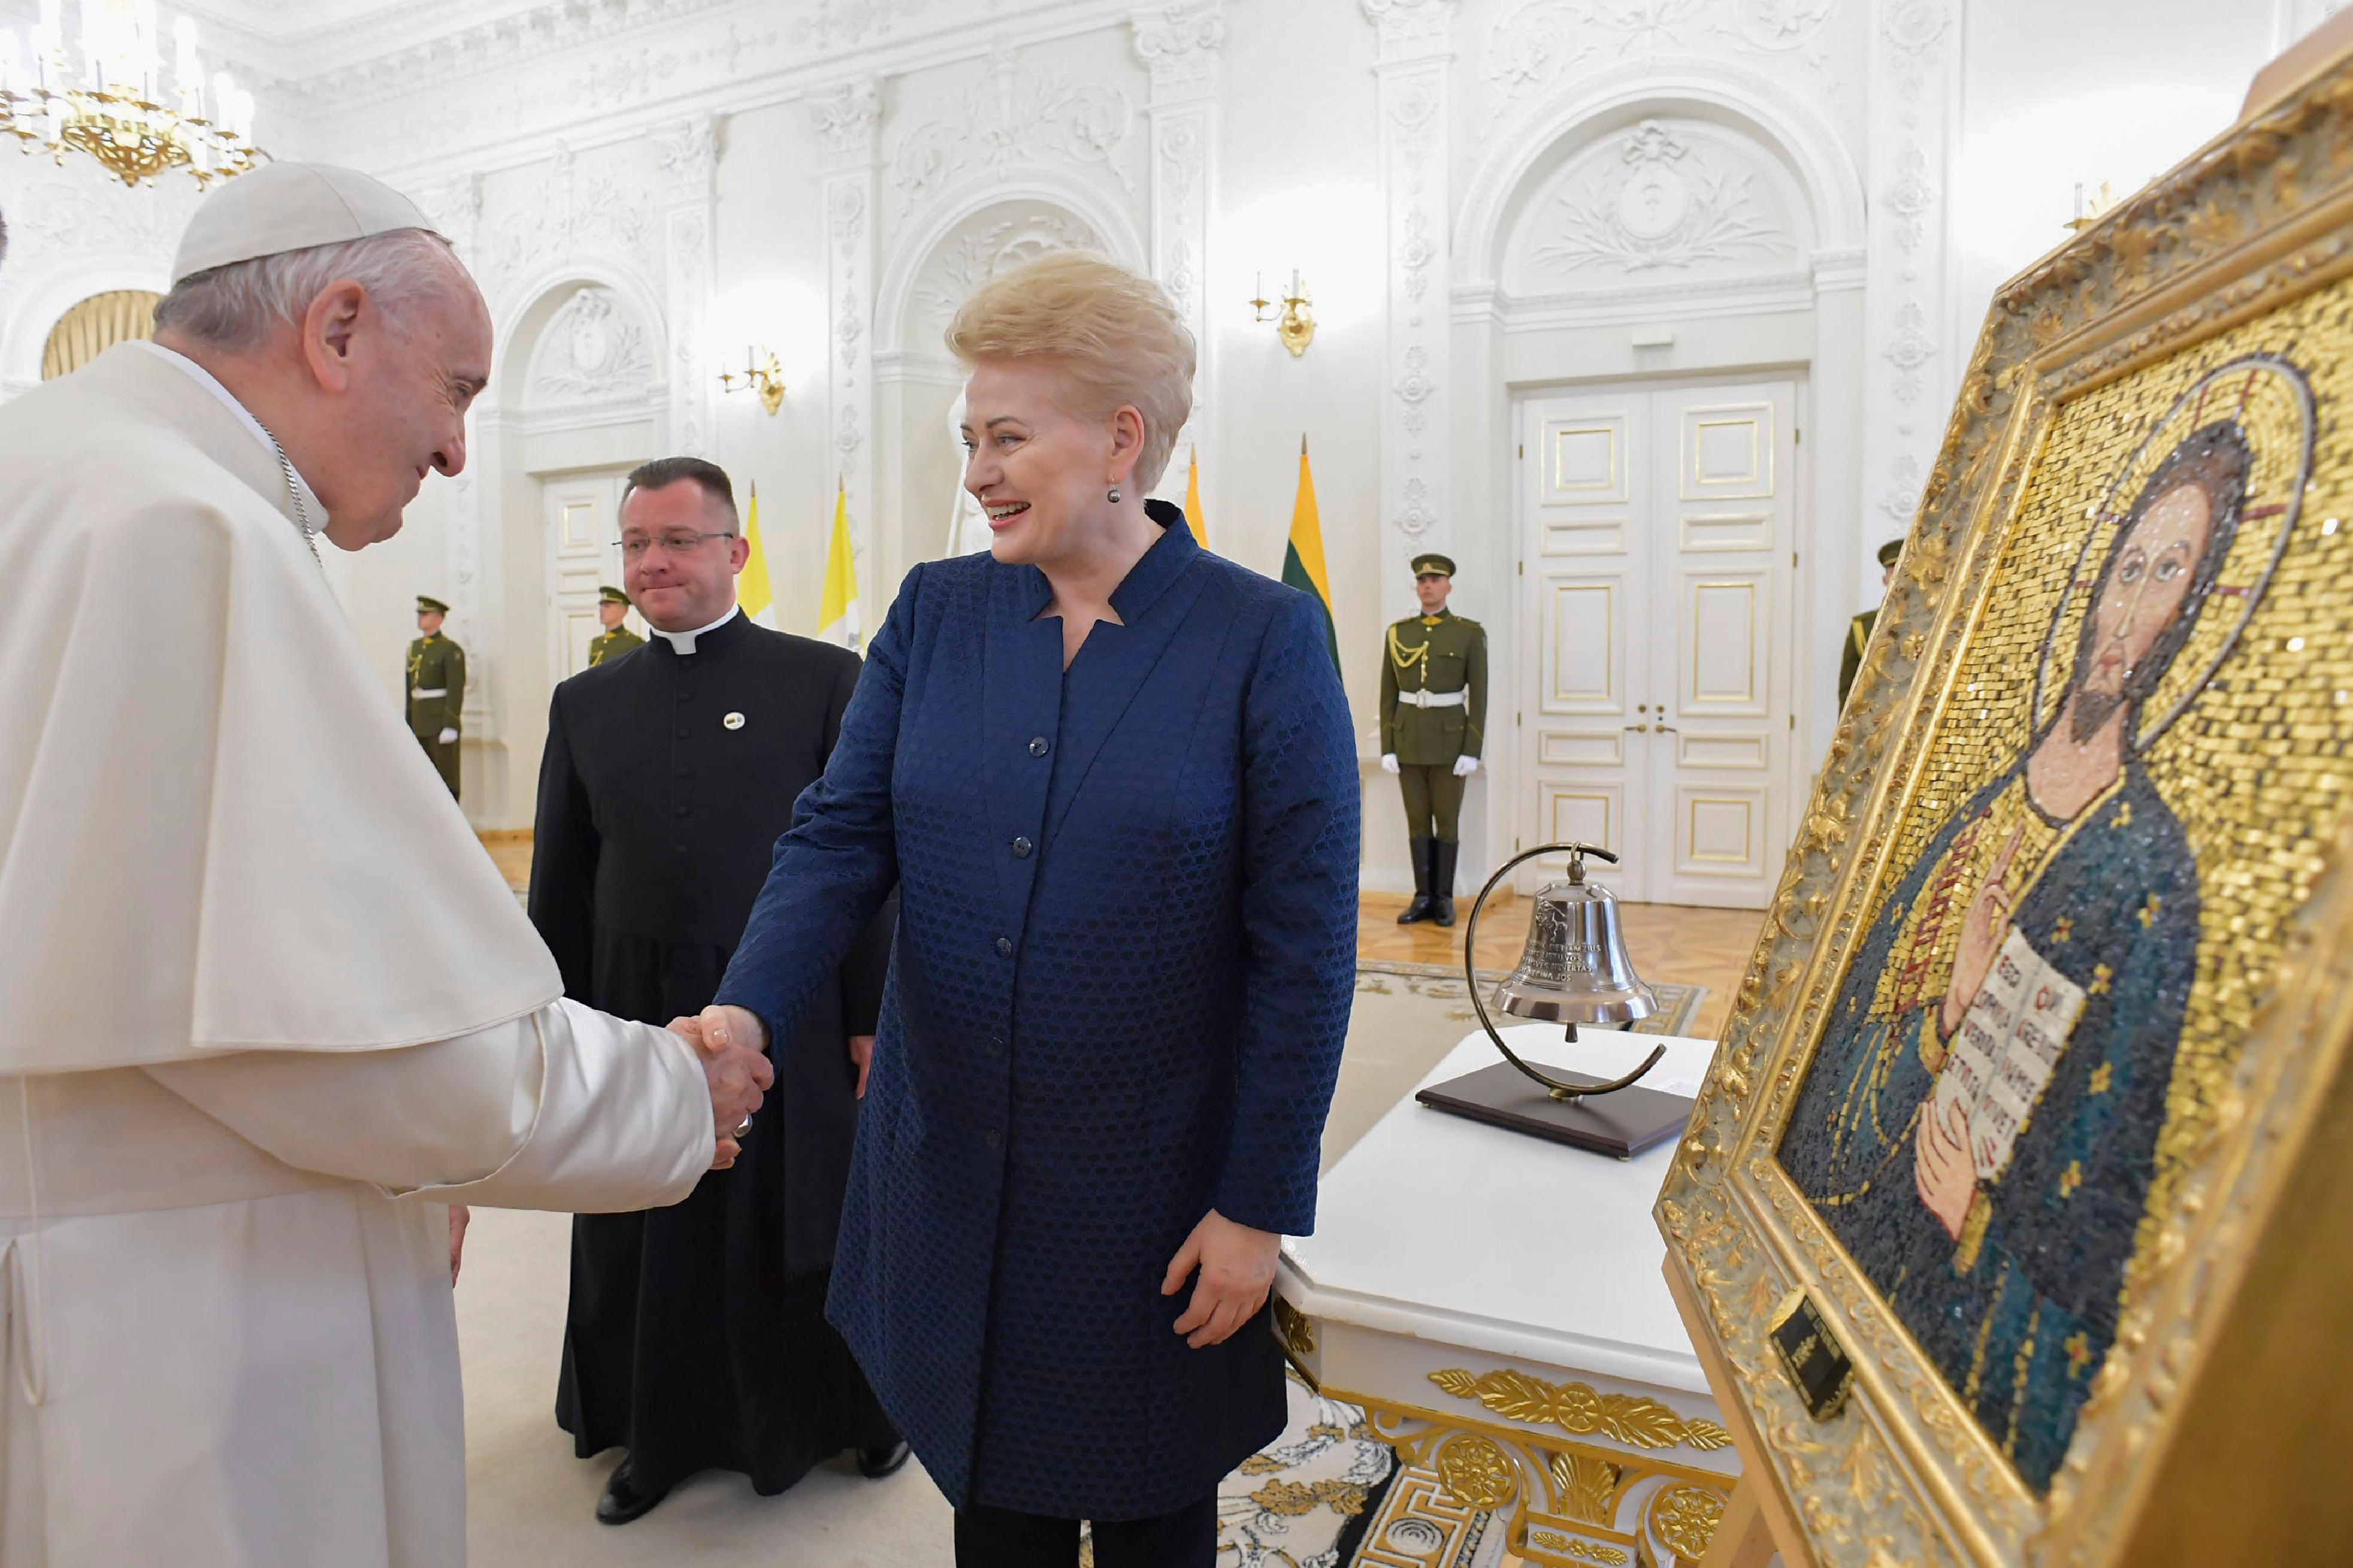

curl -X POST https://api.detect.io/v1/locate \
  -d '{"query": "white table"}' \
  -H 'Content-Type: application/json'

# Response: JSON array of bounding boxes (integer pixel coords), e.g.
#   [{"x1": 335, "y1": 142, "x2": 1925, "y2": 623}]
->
[{"x1": 1278, "y1": 1027, "x2": 1740, "y2": 1568}]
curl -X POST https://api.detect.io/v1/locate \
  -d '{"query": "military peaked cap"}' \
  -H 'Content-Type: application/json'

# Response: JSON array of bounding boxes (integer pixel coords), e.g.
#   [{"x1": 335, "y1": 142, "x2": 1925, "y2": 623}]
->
[
  {"x1": 1877, "y1": 538, "x2": 1903, "y2": 568},
  {"x1": 1410, "y1": 553, "x2": 1456, "y2": 579},
  {"x1": 416, "y1": 595, "x2": 450, "y2": 615},
  {"x1": 598, "y1": 585, "x2": 629, "y2": 605}
]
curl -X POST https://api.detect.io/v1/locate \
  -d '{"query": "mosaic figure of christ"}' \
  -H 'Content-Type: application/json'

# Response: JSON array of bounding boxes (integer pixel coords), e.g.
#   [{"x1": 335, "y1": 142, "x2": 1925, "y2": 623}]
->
[{"x1": 1775, "y1": 412, "x2": 2270, "y2": 1493}]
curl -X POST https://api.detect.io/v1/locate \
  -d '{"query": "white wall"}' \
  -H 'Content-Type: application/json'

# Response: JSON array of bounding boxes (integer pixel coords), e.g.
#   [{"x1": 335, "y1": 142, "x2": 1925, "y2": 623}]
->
[{"x1": 0, "y1": 0, "x2": 2328, "y2": 863}]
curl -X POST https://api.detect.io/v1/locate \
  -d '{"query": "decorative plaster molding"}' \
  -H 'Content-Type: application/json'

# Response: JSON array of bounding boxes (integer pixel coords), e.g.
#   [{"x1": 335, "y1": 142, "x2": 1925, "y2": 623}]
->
[
  {"x1": 887, "y1": 39, "x2": 1136, "y2": 217},
  {"x1": 812, "y1": 77, "x2": 884, "y2": 166},
  {"x1": 1130, "y1": 1, "x2": 1225, "y2": 100},
  {"x1": 1529, "y1": 118, "x2": 1787, "y2": 275},
  {"x1": 1366, "y1": 0, "x2": 1457, "y2": 610},
  {"x1": 653, "y1": 113, "x2": 719, "y2": 193},
  {"x1": 1363, "y1": 0, "x2": 1458, "y2": 63},
  {"x1": 1132, "y1": 1, "x2": 1219, "y2": 499},
  {"x1": 527, "y1": 286, "x2": 655, "y2": 406},
  {"x1": 874, "y1": 172, "x2": 1149, "y2": 356},
  {"x1": 475, "y1": 146, "x2": 659, "y2": 306},
  {"x1": 1452, "y1": 57, "x2": 1865, "y2": 284},
  {"x1": 1862, "y1": 0, "x2": 1958, "y2": 537},
  {"x1": 909, "y1": 210, "x2": 1106, "y2": 325},
  {"x1": 1456, "y1": 269, "x2": 1818, "y2": 330},
  {"x1": 1479, "y1": 0, "x2": 1844, "y2": 128},
  {"x1": 656, "y1": 112, "x2": 721, "y2": 460}
]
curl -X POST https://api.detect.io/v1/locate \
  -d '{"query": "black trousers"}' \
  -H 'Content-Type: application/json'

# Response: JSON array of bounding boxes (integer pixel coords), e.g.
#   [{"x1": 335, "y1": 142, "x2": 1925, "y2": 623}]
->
[{"x1": 953, "y1": 1496, "x2": 1217, "y2": 1568}]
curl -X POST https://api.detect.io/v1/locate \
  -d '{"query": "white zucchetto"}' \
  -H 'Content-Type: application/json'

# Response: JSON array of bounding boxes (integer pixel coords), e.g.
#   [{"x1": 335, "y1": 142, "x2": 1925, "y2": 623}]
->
[{"x1": 171, "y1": 162, "x2": 440, "y2": 285}]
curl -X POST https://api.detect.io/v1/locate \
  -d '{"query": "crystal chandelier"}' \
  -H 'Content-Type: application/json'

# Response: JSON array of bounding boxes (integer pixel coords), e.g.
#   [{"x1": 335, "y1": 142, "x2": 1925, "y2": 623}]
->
[{"x1": 0, "y1": 1, "x2": 262, "y2": 190}]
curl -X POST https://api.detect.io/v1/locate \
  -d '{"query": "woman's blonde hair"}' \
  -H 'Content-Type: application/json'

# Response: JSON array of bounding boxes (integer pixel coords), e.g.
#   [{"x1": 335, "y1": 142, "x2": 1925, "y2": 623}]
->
[{"x1": 946, "y1": 251, "x2": 1196, "y2": 491}]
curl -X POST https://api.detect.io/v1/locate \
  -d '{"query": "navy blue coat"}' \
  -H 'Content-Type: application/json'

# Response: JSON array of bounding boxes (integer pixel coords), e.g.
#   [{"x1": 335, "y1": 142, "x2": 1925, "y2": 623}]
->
[{"x1": 715, "y1": 504, "x2": 1360, "y2": 1518}]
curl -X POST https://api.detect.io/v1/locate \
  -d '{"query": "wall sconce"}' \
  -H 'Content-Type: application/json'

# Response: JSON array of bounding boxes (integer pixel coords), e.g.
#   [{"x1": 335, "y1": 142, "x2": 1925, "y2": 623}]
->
[
  {"x1": 718, "y1": 347, "x2": 787, "y2": 416},
  {"x1": 1249, "y1": 270, "x2": 1316, "y2": 358},
  {"x1": 2063, "y1": 180, "x2": 2120, "y2": 233}
]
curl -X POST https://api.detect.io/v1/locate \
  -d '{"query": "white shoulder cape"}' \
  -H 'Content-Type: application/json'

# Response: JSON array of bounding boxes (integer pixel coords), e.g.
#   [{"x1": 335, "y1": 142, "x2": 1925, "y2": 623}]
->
[{"x1": 0, "y1": 343, "x2": 559, "y2": 1071}]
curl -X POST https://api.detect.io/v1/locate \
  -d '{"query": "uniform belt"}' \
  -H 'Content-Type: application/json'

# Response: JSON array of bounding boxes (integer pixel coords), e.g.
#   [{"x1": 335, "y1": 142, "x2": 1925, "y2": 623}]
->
[
  {"x1": 411, "y1": 687, "x2": 448, "y2": 698},
  {"x1": 1398, "y1": 689, "x2": 1467, "y2": 708}
]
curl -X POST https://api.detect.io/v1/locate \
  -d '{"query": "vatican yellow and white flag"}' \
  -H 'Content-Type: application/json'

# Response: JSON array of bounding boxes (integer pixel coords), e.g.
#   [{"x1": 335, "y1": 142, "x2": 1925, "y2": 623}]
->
[
  {"x1": 1184, "y1": 443, "x2": 1208, "y2": 553},
  {"x1": 739, "y1": 480, "x2": 779, "y2": 629},
  {"x1": 819, "y1": 479, "x2": 862, "y2": 650}
]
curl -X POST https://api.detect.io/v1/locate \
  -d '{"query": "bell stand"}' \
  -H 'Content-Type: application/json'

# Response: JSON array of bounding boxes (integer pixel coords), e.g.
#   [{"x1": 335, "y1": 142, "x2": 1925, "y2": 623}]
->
[{"x1": 1460, "y1": 841, "x2": 1668, "y2": 1100}]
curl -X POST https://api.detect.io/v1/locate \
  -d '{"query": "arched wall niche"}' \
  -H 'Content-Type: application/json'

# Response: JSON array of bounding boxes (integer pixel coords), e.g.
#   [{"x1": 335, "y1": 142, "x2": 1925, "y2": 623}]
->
[
  {"x1": 42, "y1": 288, "x2": 161, "y2": 380},
  {"x1": 492, "y1": 265, "x2": 668, "y2": 422},
  {"x1": 1496, "y1": 114, "x2": 1815, "y2": 300},
  {"x1": 1, "y1": 259, "x2": 166, "y2": 393},
  {"x1": 875, "y1": 171, "x2": 1148, "y2": 360},
  {"x1": 1455, "y1": 57, "x2": 1865, "y2": 287},
  {"x1": 875, "y1": 182, "x2": 1147, "y2": 576}
]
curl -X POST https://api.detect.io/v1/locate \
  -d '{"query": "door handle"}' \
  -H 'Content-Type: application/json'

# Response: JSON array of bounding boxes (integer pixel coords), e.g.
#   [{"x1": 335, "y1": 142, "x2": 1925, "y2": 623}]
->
[
  {"x1": 1622, "y1": 723, "x2": 1650, "y2": 732},
  {"x1": 1653, "y1": 724, "x2": 1680, "y2": 733}
]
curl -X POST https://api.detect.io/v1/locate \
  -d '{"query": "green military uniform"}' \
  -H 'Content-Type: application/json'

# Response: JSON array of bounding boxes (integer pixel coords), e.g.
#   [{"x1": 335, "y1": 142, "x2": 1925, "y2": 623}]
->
[
  {"x1": 1838, "y1": 540, "x2": 1905, "y2": 710},
  {"x1": 1380, "y1": 552, "x2": 1485, "y2": 927},
  {"x1": 588, "y1": 585, "x2": 644, "y2": 668},
  {"x1": 406, "y1": 595, "x2": 466, "y2": 800}
]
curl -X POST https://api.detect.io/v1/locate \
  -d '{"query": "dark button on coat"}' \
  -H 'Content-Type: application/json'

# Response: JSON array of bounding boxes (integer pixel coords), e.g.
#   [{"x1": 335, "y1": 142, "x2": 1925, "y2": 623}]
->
[{"x1": 716, "y1": 506, "x2": 1360, "y2": 1519}]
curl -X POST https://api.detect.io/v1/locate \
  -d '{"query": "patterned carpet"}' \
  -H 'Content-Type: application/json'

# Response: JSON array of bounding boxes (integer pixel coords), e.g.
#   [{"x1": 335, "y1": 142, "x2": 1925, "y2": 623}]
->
[{"x1": 1077, "y1": 1374, "x2": 1512, "y2": 1568}]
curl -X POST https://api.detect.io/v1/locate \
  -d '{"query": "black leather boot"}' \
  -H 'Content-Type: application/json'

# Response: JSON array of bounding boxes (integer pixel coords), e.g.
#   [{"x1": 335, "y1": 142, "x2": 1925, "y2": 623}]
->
[
  {"x1": 1396, "y1": 836, "x2": 1434, "y2": 923},
  {"x1": 1431, "y1": 840, "x2": 1460, "y2": 927}
]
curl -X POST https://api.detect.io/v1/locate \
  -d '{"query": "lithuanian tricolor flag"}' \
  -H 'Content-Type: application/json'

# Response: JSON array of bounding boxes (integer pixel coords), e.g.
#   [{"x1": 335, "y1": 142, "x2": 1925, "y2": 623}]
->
[{"x1": 1282, "y1": 436, "x2": 1340, "y2": 670}]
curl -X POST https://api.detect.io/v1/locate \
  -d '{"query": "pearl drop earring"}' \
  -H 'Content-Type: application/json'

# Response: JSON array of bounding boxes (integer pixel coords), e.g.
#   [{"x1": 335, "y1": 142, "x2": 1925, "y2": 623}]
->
[{"x1": 1107, "y1": 485, "x2": 1123, "y2": 504}]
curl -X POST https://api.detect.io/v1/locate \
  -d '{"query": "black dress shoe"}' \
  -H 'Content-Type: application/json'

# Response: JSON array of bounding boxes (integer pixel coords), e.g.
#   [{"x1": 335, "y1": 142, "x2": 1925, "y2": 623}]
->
[
  {"x1": 596, "y1": 1458, "x2": 673, "y2": 1526},
  {"x1": 856, "y1": 1438, "x2": 911, "y2": 1478}
]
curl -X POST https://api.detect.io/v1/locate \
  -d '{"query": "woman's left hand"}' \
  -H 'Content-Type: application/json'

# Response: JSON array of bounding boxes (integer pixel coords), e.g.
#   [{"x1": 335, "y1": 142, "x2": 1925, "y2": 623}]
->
[{"x1": 1163, "y1": 1209, "x2": 1281, "y2": 1348}]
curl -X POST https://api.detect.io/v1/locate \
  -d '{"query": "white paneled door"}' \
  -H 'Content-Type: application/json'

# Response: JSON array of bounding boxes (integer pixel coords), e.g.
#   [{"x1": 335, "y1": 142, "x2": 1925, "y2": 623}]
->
[
  {"x1": 1518, "y1": 379, "x2": 1798, "y2": 908},
  {"x1": 543, "y1": 471, "x2": 630, "y2": 681}
]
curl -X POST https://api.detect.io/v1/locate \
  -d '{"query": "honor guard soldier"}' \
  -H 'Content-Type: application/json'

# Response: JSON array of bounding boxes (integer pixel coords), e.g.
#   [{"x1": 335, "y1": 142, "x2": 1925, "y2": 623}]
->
[
  {"x1": 587, "y1": 584, "x2": 644, "y2": 667},
  {"x1": 1380, "y1": 552, "x2": 1485, "y2": 927},
  {"x1": 1838, "y1": 538, "x2": 1904, "y2": 709},
  {"x1": 407, "y1": 594, "x2": 466, "y2": 799}
]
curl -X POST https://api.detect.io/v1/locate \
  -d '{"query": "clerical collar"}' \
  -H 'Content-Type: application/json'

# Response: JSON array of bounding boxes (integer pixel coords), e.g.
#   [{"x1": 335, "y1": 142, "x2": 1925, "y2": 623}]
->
[
  {"x1": 130, "y1": 340, "x2": 326, "y2": 533},
  {"x1": 647, "y1": 605, "x2": 741, "y2": 655}
]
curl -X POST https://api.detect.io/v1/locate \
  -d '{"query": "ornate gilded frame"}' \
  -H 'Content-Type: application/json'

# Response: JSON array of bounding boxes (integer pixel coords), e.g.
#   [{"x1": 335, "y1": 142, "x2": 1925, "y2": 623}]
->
[{"x1": 1656, "y1": 53, "x2": 2353, "y2": 1568}]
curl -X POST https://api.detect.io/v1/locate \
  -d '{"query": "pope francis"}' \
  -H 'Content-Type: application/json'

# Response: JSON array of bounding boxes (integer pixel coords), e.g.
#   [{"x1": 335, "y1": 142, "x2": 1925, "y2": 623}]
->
[{"x1": 0, "y1": 165, "x2": 774, "y2": 1565}]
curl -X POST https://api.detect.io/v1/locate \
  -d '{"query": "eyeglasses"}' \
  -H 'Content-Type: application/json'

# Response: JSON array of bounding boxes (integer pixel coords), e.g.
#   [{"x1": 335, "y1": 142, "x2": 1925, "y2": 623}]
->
[{"x1": 618, "y1": 531, "x2": 737, "y2": 559}]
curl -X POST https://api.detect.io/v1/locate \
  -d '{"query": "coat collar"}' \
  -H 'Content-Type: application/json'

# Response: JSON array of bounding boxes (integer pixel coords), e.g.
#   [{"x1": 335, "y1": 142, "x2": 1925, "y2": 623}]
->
[
  {"x1": 1007, "y1": 498, "x2": 1198, "y2": 626},
  {"x1": 647, "y1": 606, "x2": 751, "y2": 657},
  {"x1": 78, "y1": 343, "x2": 310, "y2": 535}
]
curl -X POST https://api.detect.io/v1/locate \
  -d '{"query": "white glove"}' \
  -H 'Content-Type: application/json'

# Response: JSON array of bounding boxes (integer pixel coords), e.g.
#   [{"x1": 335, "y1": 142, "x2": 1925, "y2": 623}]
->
[
  {"x1": 437, "y1": 727, "x2": 458, "y2": 745},
  {"x1": 1381, "y1": 753, "x2": 1400, "y2": 774},
  {"x1": 1452, "y1": 754, "x2": 1480, "y2": 777}
]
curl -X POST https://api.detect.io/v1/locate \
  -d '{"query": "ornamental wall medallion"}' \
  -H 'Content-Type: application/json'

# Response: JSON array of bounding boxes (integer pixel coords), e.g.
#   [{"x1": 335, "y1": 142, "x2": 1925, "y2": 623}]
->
[{"x1": 1658, "y1": 45, "x2": 2353, "y2": 1568}]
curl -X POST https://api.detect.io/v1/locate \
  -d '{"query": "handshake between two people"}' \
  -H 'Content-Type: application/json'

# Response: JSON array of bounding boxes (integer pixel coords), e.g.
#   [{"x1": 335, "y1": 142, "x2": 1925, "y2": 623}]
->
[{"x1": 666, "y1": 1004, "x2": 776, "y2": 1171}]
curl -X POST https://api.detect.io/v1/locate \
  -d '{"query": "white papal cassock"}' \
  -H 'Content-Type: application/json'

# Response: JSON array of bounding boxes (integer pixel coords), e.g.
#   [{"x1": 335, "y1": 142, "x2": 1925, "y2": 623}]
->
[{"x1": 0, "y1": 343, "x2": 719, "y2": 1566}]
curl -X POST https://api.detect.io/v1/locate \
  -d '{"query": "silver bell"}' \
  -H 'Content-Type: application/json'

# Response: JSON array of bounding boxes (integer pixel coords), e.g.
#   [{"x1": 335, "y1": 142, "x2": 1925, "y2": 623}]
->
[{"x1": 1494, "y1": 844, "x2": 1659, "y2": 1028}]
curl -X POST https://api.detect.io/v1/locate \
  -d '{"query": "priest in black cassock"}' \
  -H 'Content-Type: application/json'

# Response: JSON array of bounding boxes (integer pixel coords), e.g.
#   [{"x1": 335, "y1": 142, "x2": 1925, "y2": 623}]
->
[{"x1": 528, "y1": 455, "x2": 906, "y2": 1525}]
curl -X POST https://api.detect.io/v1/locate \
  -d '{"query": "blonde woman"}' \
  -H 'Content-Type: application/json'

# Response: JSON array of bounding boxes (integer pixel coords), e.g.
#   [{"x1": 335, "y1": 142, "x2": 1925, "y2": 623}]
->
[{"x1": 697, "y1": 253, "x2": 1359, "y2": 1566}]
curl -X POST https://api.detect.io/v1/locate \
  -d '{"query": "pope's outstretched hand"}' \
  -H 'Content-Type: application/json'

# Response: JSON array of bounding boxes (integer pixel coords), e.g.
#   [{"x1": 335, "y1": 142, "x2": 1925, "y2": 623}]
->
[{"x1": 670, "y1": 1013, "x2": 773, "y2": 1170}]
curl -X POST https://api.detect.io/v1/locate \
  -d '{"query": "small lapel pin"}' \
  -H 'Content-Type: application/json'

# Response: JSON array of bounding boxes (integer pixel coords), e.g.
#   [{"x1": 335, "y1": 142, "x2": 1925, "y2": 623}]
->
[{"x1": 723, "y1": 711, "x2": 746, "y2": 730}]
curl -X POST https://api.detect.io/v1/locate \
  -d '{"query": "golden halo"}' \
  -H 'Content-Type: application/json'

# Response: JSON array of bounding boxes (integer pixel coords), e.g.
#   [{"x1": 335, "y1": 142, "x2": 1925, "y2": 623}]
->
[{"x1": 2029, "y1": 353, "x2": 2316, "y2": 754}]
